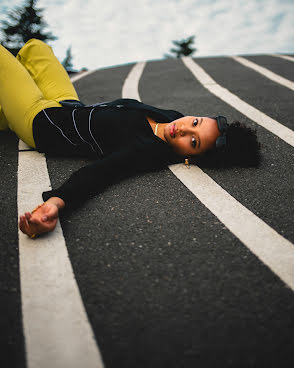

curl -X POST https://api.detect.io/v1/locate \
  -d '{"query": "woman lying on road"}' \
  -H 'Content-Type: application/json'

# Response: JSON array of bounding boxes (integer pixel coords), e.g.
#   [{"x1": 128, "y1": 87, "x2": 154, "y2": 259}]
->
[{"x1": 0, "y1": 39, "x2": 260, "y2": 238}]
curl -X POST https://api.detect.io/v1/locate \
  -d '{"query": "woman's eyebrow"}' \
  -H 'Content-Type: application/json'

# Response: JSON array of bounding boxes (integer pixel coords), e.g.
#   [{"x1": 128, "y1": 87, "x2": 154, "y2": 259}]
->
[{"x1": 197, "y1": 118, "x2": 203, "y2": 149}]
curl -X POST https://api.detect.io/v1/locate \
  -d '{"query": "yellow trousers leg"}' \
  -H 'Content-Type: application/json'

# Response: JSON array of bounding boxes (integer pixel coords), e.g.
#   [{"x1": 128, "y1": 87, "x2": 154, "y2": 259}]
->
[
  {"x1": 0, "y1": 39, "x2": 79, "y2": 148},
  {"x1": 16, "y1": 38, "x2": 79, "y2": 102}
]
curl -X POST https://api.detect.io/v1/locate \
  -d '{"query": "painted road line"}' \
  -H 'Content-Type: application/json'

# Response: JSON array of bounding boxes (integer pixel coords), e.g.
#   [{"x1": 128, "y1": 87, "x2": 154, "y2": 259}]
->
[
  {"x1": 19, "y1": 140, "x2": 32, "y2": 150},
  {"x1": 18, "y1": 148, "x2": 104, "y2": 368},
  {"x1": 18, "y1": 104, "x2": 104, "y2": 367},
  {"x1": 270, "y1": 54, "x2": 294, "y2": 63},
  {"x1": 70, "y1": 69, "x2": 98, "y2": 83},
  {"x1": 169, "y1": 164, "x2": 294, "y2": 291},
  {"x1": 122, "y1": 61, "x2": 294, "y2": 291},
  {"x1": 182, "y1": 56, "x2": 294, "y2": 148},
  {"x1": 19, "y1": 140, "x2": 36, "y2": 152},
  {"x1": 231, "y1": 55, "x2": 294, "y2": 92},
  {"x1": 122, "y1": 61, "x2": 146, "y2": 100}
]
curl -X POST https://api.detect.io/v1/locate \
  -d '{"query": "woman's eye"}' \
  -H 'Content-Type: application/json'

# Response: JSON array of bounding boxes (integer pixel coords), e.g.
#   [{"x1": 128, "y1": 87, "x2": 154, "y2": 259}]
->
[
  {"x1": 192, "y1": 137, "x2": 197, "y2": 148},
  {"x1": 193, "y1": 118, "x2": 198, "y2": 126}
]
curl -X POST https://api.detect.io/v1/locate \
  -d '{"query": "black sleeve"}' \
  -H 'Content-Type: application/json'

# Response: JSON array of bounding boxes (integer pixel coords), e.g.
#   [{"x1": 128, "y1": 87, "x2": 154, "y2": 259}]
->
[{"x1": 42, "y1": 140, "x2": 172, "y2": 206}]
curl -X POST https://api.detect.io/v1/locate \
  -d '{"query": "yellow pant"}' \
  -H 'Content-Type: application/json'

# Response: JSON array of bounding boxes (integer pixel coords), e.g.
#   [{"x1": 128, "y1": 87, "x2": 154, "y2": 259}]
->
[{"x1": 0, "y1": 39, "x2": 80, "y2": 148}]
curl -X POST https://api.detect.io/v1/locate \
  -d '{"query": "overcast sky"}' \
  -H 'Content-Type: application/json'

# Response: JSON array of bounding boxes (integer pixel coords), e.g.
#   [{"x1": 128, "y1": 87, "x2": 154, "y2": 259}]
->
[{"x1": 1, "y1": 0, "x2": 294, "y2": 71}]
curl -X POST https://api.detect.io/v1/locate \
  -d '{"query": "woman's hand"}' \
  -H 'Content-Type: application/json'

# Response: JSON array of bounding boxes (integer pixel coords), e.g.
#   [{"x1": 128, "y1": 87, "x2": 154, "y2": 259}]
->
[{"x1": 19, "y1": 197, "x2": 65, "y2": 238}]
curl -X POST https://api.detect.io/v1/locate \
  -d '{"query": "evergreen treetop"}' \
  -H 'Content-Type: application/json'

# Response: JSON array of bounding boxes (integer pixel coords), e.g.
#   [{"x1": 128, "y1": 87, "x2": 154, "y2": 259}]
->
[
  {"x1": 165, "y1": 35, "x2": 197, "y2": 58},
  {"x1": 0, "y1": 0, "x2": 57, "y2": 55},
  {"x1": 62, "y1": 46, "x2": 74, "y2": 70}
]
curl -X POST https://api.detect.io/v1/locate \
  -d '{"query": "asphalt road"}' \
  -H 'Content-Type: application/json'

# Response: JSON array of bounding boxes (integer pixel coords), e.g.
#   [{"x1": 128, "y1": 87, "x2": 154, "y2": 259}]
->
[{"x1": 1, "y1": 54, "x2": 294, "y2": 368}]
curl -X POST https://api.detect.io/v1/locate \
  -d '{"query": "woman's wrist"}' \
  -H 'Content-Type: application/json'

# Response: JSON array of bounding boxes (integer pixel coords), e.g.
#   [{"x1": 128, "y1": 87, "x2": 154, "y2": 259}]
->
[{"x1": 46, "y1": 196, "x2": 65, "y2": 210}]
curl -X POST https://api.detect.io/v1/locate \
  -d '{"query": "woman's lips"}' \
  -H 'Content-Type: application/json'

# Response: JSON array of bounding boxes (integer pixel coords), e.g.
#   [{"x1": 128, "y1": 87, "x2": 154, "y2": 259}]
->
[{"x1": 170, "y1": 123, "x2": 176, "y2": 138}]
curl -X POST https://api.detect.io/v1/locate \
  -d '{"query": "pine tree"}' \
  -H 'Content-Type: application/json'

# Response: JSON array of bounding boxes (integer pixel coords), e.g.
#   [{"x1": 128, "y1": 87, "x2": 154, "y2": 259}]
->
[
  {"x1": 62, "y1": 46, "x2": 74, "y2": 70},
  {"x1": 0, "y1": 0, "x2": 57, "y2": 55},
  {"x1": 165, "y1": 35, "x2": 197, "y2": 58}
]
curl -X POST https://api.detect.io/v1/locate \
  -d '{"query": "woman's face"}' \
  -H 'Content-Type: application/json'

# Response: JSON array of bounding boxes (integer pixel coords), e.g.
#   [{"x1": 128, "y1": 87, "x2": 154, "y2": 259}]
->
[{"x1": 164, "y1": 116, "x2": 221, "y2": 157}]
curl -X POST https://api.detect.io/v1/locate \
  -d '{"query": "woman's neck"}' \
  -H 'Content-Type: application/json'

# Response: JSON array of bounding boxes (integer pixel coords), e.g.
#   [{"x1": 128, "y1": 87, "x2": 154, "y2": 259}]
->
[{"x1": 146, "y1": 116, "x2": 167, "y2": 142}]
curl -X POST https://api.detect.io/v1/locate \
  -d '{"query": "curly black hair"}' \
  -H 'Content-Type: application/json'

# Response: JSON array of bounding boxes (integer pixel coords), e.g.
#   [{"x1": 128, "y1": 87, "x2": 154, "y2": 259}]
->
[{"x1": 190, "y1": 121, "x2": 261, "y2": 168}]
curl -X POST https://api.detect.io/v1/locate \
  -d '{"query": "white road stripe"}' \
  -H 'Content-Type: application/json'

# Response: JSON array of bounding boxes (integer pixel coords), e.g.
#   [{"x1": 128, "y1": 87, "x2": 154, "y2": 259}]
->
[
  {"x1": 70, "y1": 69, "x2": 98, "y2": 83},
  {"x1": 231, "y1": 55, "x2": 294, "y2": 91},
  {"x1": 19, "y1": 140, "x2": 32, "y2": 150},
  {"x1": 169, "y1": 164, "x2": 294, "y2": 290},
  {"x1": 122, "y1": 62, "x2": 146, "y2": 100},
  {"x1": 18, "y1": 150, "x2": 104, "y2": 368},
  {"x1": 182, "y1": 56, "x2": 294, "y2": 148},
  {"x1": 18, "y1": 82, "x2": 104, "y2": 366},
  {"x1": 270, "y1": 54, "x2": 294, "y2": 63},
  {"x1": 122, "y1": 61, "x2": 294, "y2": 291}
]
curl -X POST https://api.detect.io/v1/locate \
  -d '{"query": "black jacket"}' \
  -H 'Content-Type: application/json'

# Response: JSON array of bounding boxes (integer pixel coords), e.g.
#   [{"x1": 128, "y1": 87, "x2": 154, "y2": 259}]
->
[{"x1": 40, "y1": 98, "x2": 184, "y2": 205}]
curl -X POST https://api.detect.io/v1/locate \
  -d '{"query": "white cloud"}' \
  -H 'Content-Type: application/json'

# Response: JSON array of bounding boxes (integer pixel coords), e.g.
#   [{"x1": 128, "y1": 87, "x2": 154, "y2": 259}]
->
[{"x1": 1, "y1": 0, "x2": 294, "y2": 70}]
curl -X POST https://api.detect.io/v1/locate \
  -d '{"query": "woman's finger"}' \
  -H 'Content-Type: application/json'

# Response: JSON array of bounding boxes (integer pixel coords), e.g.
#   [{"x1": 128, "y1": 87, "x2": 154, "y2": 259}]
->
[
  {"x1": 24, "y1": 216, "x2": 33, "y2": 235},
  {"x1": 19, "y1": 215, "x2": 31, "y2": 235},
  {"x1": 27, "y1": 213, "x2": 40, "y2": 225},
  {"x1": 28, "y1": 218, "x2": 39, "y2": 225},
  {"x1": 25, "y1": 212, "x2": 38, "y2": 225},
  {"x1": 19, "y1": 215, "x2": 26, "y2": 230},
  {"x1": 19, "y1": 216, "x2": 25, "y2": 233}
]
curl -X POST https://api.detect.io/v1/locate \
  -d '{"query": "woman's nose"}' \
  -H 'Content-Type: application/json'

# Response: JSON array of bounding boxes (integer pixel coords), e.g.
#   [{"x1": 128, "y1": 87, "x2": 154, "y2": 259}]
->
[{"x1": 180, "y1": 124, "x2": 191, "y2": 136}]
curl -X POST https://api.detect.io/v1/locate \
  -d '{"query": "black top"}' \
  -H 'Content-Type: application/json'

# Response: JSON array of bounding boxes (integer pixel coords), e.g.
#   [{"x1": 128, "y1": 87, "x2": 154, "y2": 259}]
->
[{"x1": 32, "y1": 98, "x2": 184, "y2": 206}]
